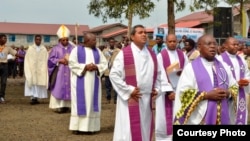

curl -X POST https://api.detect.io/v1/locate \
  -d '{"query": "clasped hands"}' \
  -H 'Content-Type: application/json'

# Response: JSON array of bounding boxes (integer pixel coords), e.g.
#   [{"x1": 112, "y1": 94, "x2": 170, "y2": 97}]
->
[
  {"x1": 85, "y1": 63, "x2": 98, "y2": 71},
  {"x1": 59, "y1": 54, "x2": 70, "y2": 65},
  {"x1": 59, "y1": 58, "x2": 68, "y2": 65},
  {"x1": 205, "y1": 88, "x2": 229, "y2": 101},
  {"x1": 128, "y1": 87, "x2": 159, "y2": 103},
  {"x1": 81, "y1": 63, "x2": 98, "y2": 76}
]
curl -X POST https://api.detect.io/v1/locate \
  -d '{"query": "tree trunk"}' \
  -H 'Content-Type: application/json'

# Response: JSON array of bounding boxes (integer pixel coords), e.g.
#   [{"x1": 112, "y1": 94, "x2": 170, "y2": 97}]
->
[
  {"x1": 127, "y1": 11, "x2": 133, "y2": 40},
  {"x1": 168, "y1": 0, "x2": 175, "y2": 34},
  {"x1": 127, "y1": 3, "x2": 134, "y2": 40},
  {"x1": 240, "y1": 0, "x2": 243, "y2": 36}
]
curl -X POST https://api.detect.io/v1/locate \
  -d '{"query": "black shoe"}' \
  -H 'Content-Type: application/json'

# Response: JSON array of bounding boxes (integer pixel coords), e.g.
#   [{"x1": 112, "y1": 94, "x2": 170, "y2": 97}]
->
[
  {"x1": 30, "y1": 98, "x2": 39, "y2": 105},
  {"x1": 55, "y1": 107, "x2": 70, "y2": 113},
  {"x1": 55, "y1": 108, "x2": 64, "y2": 113},
  {"x1": 62, "y1": 107, "x2": 71, "y2": 113}
]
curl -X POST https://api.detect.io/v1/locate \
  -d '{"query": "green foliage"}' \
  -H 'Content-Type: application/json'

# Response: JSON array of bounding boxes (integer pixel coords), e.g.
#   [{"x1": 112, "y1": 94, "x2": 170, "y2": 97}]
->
[
  {"x1": 224, "y1": 0, "x2": 249, "y2": 5},
  {"x1": 174, "y1": 0, "x2": 220, "y2": 12},
  {"x1": 175, "y1": 0, "x2": 186, "y2": 11},
  {"x1": 225, "y1": 0, "x2": 239, "y2": 4},
  {"x1": 224, "y1": 0, "x2": 250, "y2": 6},
  {"x1": 87, "y1": 0, "x2": 156, "y2": 23}
]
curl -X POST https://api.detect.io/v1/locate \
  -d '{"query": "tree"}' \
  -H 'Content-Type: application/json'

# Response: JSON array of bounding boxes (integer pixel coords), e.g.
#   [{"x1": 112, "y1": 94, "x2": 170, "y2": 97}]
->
[
  {"x1": 87, "y1": 0, "x2": 156, "y2": 38},
  {"x1": 168, "y1": 0, "x2": 175, "y2": 34}
]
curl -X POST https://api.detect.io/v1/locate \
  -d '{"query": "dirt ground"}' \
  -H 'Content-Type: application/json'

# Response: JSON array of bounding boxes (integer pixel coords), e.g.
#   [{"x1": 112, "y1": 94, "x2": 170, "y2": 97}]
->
[
  {"x1": 1, "y1": 78, "x2": 250, "y2": 141},
  {"x1": 0, "y1": 78, "x2": 116, "y2": 141}
]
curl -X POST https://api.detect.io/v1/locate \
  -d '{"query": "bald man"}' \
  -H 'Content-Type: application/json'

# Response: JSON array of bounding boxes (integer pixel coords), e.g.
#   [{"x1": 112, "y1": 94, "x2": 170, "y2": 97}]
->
[
  {"x1": 174, "y1": 34, "x2": 238, "y2": 125},
  {"x1": 217, "y1": 37, "x2": 250, "y2": 125},
  {"x1": 155, "y1": 34, "x2": 188, "y2": 141},
  {"x1": 68, "y1": 33, "x2": 108, "y2": 134}
]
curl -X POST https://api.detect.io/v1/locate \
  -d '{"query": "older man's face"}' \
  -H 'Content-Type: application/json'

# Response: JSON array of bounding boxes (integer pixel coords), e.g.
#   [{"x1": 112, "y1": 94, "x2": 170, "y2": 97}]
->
[{"x1": 198, "y1": 35, "x2": 217, "y2": 61}]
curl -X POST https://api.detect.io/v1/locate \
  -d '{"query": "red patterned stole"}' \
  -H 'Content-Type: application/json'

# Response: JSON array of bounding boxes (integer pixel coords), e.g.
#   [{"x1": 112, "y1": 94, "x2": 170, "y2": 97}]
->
[{"x1": 123, "y1": 45, "x2": 157, "y2": 141}]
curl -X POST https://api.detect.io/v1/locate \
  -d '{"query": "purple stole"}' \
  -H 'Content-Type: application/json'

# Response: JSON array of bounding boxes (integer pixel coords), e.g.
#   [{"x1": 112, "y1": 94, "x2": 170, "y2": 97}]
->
[
  {"x1": 123, "y1": 45, "x2": 157, "y2": 141},
  {"x1": 192, "y1": 57, "x2": 230, "y2": 124},
  {"x1": 76, "y1": 46, "x2": 100, "y2": 115},
  {"x1": 160, "y1": 49, "x2": 184, "y2": 135},
  {"x1": 221, "y1": 52, "x2": 246, "y2": 124}
]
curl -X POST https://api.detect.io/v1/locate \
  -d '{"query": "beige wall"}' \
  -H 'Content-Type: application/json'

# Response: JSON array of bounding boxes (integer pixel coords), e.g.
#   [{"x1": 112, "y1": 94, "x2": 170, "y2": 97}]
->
[
  {"x1": 5, "y1": 34, "x2": 79, "y2": 48},
  {"x1": 6, "y1": 34, "x2": 58, "y2": 47}
]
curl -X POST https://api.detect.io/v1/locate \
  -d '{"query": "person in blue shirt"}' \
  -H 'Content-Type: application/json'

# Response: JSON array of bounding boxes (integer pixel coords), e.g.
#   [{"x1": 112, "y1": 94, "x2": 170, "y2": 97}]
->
[{"x1": 152, "y1": 34, "x2": 166, "y2": 54}]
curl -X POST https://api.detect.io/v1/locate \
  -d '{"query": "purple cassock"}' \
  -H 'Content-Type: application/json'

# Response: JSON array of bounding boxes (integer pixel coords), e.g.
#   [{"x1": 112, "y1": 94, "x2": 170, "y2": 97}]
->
[
  {"x1": 48, "y1": 43, "x2": 74, "y2": 100},
  {"x1": 17, "y1": 49, "x2": 25, "y2": 62}
]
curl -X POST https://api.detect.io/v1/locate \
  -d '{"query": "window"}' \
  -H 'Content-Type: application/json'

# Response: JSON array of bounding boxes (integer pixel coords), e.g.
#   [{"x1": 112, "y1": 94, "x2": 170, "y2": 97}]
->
[
  {"x1": 78, "y1": 36, "x2": 83, "y2": 43},
  {"x1": 8, "y1": 34, "x2": 15, "y2": 42},
  {"x1": 147, "y1": 33, "x2": 153, "y2": 40},
  {"x1": 43, "y1": 35, "x2": 50, "y2": 43},
  {"x1": 27, "y1": 35, "x2": 34, "y2": 43}
]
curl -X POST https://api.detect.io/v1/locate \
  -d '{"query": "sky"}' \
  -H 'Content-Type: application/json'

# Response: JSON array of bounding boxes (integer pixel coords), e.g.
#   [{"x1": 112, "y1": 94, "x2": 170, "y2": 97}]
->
[{"x1": 0, "y1": 0, "x2": 195, "y2": 28}]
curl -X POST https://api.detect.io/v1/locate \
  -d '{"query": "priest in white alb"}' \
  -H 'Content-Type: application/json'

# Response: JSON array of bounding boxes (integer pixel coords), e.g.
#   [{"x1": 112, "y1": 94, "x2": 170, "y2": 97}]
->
[{"x1": 68, "y1": 33, "x2": 107, "y2": 134}]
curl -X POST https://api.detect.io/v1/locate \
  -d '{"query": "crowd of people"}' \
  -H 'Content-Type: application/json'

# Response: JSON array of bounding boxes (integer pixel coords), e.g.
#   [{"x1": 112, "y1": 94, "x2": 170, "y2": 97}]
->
[{"x1": 0, "y1": 24, "x2": 250, "y2": 141}]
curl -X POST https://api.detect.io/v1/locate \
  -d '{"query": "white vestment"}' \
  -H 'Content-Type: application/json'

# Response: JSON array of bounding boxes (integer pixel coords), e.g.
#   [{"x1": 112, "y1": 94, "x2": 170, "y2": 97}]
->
[
  {"x1": 217, "y1": 52, "x2": 250, "y2": 124},
  {"x1": 49, "y1": 95, "x2": 71, "y2": 108},
  {"x1": 68, "y1": 47, "x2": 107, "y2": 132},
  {"x1": 155, "y1": 48, "x2": 188, "y2": 141},
  {"x1": 109, "y1": 43, "x2": 164, "y2": 141},
  {"x1": 174, "y1": 57, "x2": 237, "y2": 124},
  {"x1": 24, "y1": 44, "x2": 48, "y2": 98}
]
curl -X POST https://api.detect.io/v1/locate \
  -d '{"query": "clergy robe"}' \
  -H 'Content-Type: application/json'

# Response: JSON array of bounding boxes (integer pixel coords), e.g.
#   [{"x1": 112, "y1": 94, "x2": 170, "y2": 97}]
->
[
  {"x1": 109, "y1": 42, "x2": 164, "y2": 141},
  {"x1": 173, "y1": 57, "x2": 238, "y2": 124},
  {"x1": 217, "y1": 51, "x2": 250, "y2": 124},
  {"x1": 155, "y1": 48, "x2": 188, "y2": 141},
  {"x1": 68, "y1": 46, "x2": 107, "y2": 132},
  {"x1": 48, "y1": 43, "x2": 74, "y2": 109},
  {"x1": 24, "y1": 44, "x2": 48, "y2": 98},
  {"x1": 185, "y1": 48, "x2": 200, "y2": 62}
]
